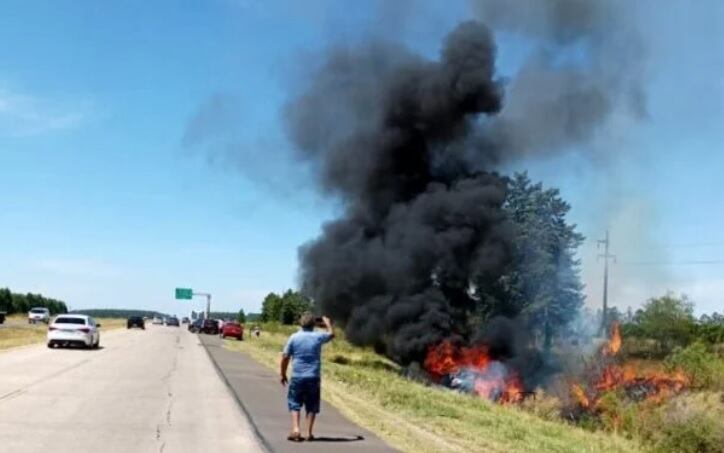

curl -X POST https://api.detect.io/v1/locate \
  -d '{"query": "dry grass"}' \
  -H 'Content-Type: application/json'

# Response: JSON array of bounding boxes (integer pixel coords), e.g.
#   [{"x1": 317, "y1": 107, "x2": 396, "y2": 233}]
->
[
  {"x1": 630, "y1": 391, "x2": 724, "y2": 453},
  {"x1": 0, "y1": 317, "x2": 127, "y2": 351},
  {"x1": 224, "y1": 324, "x2": 641, "y2": 453}
]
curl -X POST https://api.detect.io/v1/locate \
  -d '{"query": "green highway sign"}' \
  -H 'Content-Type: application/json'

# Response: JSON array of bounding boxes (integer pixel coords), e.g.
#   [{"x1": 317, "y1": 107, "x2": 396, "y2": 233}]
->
[{"x1": 175, "y1": 288, "x2": 193, "y2": 300}]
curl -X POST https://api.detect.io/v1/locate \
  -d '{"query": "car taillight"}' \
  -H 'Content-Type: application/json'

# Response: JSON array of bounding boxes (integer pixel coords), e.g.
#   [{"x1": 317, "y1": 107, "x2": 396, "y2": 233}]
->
[{"x1": 78, "y1": 327, "x2": 91, "y2": 333}]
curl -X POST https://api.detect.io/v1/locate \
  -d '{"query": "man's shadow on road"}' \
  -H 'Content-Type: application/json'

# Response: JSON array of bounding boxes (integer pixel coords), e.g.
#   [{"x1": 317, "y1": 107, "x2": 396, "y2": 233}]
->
[{"x1": 310, "y1": 435, "x2": 364, "y2": 442}]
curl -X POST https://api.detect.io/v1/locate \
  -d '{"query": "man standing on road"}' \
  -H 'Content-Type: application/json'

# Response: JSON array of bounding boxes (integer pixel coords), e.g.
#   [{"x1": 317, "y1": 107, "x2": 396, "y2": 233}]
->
[{"x1": 280, "y1": 313, "x2": 334, "y2": 442}]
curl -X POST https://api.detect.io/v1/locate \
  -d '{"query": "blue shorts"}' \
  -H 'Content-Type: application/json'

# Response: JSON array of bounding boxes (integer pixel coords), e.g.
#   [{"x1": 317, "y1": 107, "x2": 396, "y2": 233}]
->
[{"x1": 287, "y1": 377, "x2": 321, "y2": 414}]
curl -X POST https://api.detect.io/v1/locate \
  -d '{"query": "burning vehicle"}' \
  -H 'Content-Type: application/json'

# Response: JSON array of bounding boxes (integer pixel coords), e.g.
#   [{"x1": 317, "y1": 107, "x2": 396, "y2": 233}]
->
[{"x1": 424, "y1": 341, "x2": 526, "y2": 404}]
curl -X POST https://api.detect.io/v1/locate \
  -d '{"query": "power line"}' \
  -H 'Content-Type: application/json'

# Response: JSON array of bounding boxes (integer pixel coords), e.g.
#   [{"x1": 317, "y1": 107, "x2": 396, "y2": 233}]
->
[
  {"x1": 617, "y1": 259, "x2": 724, "y2": 266},
  {"x1": 586, "y1": 238, "x2": 724, "y2": 249},
  {"x1": 662, "y1": 242, "x2": 724, "y2": 249}
]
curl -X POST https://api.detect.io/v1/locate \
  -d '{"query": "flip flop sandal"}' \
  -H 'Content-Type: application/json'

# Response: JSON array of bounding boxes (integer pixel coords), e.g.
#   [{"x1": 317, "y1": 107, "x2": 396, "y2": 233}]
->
[{"x1": 287, "y1": 432, "x2": 303, "y2": 442}]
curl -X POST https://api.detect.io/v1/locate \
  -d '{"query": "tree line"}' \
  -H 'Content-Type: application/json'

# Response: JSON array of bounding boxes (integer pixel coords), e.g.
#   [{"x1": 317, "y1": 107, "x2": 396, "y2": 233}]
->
[
  {"x1": 260, "y1": 289, "x2": 312, "y2": 324},
  {"x1": 0, "y1": 288, "x2": 68, "y2": 315},
  {"x1": 615, "y1": 293, "x2": 724, "y2": 357}
]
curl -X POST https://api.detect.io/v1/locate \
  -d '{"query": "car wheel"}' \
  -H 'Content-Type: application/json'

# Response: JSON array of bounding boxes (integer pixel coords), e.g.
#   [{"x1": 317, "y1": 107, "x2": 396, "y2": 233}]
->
[
  {"x1": 47, "y1": 342, "x2": 54, "y2": 348},
  {"x1": 237, "y1": 335, "x2": 242, "y2": 341}
]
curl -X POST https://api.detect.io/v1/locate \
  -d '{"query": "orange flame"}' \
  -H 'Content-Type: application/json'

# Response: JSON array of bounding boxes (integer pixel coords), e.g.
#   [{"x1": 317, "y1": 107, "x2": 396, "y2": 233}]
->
[
  {"x1": 424, "y1": 341, "x2": 492, "y2": 378},
  {"x1": 569, "y1": 321, "x2": 690, "y2": 412},
  {"x1": 570, "y1": 383, "x2": 590, "y2": 408},
  {"x1": 498, "y1": 375, "x2": 525, "y2": 404},
  {"x1": 602, "y1": 321, "x2": 622, "y2": 356}
]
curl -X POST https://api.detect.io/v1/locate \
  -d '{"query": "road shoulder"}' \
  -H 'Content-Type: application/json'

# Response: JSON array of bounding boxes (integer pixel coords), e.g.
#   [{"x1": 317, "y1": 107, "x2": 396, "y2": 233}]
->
[{"x1": 199, "y1": 334, "x2": 398, "y2": 453}]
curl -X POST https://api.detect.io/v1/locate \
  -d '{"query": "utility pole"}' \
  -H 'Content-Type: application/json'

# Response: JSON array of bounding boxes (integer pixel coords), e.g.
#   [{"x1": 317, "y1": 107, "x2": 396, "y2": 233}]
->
[{"x1": 597, "y1": 230, "x2": 616, "y2": 335}]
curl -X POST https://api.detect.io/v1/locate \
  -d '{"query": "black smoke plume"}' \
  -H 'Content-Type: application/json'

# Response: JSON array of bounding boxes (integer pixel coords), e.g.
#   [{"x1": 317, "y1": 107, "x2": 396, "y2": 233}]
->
[
  {"x1": 288, "y1": 3, "x2": 646, "y2": 365},
  {"x1": 289, "y1": 22, "x2": 512, "y2": 364}
]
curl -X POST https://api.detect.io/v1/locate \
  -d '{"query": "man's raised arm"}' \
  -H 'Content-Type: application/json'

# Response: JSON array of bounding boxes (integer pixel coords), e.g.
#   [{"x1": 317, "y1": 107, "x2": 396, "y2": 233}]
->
[{"x1": 322, "y1": 316, "x2": 335, "y2": 339}]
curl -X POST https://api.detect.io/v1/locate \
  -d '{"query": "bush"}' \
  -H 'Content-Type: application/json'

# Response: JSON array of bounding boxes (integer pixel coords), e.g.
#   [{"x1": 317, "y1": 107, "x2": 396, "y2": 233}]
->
[
  {"x1": 696, "y1": 323, "x2": 724, "y2": 345},
  {"x1": 713, "y1": 343, "x2": 724, "y2": 358},
  {"x1": 625, "y1": 392, "x2": 724, "y2": 453},
  {"x1": 634, "y1": 294, "x2": 696, "y2": 356},
  {"x1": 621, "y1": 336, "x2": 661, "y2": 359},
  {"x1": 653, "y1": 413, "x2": 723, "y2": 453},
  {"x1": 665, "y1": 342, "x2": 724, "y2": 390}
]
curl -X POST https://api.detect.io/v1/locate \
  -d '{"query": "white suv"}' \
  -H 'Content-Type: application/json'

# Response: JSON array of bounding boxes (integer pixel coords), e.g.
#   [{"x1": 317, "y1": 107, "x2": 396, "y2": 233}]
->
[
  {"x1": 28, "y1": 307, "x2": 50, "y2": 324},
  {"x1": 47, "y1": 315, "x2": 101, "y2": 349}
]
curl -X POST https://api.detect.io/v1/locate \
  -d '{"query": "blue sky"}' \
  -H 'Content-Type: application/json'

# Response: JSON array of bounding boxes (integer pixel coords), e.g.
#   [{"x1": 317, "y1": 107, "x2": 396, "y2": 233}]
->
[{"x1": 1, "y1": 1, "x2": 723, "y2": 316}]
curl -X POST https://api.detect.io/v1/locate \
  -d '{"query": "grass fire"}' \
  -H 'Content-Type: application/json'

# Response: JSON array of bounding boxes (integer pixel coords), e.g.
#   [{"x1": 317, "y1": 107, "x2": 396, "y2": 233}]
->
[{"x1": 565, "y1": 322, "x2": 691, "y2": 423}]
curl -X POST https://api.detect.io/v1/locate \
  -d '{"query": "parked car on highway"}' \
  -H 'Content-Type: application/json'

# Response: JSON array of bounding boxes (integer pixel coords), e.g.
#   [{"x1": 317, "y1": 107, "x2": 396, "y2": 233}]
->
[
  {"x1": 151, "y1": 317, "x2": 163, "y2": 325},
  {"x1": 200, "y1": 319, "x2": 219, "y2": 335},
  {"x1": 28, "y1": 307, "x2": 50, "y2": 324},
  {"x1": 181, "y1": 317, "x2": 190, "y2": 324},
  {"x1": 188, "y1": 318, "x2": 203, "y2": 333},
  {"x1": 166, "y1": 317, "x2": 180, "y2": 327},
  {"x1": 127, "y1": 316, "x2": 145, "y2": 329},
  {"x1": 220, "y1": 321, "x2": 243, "y2": 340},
  {"x1": 48, "y1": 314, "x2": 101, "y2": 349}
]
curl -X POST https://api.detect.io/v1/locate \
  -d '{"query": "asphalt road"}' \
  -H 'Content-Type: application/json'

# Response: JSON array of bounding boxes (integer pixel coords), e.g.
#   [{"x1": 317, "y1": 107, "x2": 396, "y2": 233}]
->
[{"x1": 0, "y1": 325, "x2": 263, "y2": 453}]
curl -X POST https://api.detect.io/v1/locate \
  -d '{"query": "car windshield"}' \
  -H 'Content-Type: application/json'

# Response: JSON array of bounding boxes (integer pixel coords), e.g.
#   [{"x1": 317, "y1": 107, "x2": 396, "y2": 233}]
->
[
  {"x1": 54, "y1": 317, "x2": 86, "y2": 325},
  {"x1": 30, "y1": 308, "x2": 47, "y2": 313}
]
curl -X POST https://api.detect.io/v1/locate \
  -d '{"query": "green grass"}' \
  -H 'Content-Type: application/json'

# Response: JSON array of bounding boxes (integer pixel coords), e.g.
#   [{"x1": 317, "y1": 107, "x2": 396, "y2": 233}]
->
[
  {"x1": 0, "y1": 316, "x2": 127, "y2": 351},
  {"x1": 224, "y1": 324, "x2": 641, "y2": 453}
]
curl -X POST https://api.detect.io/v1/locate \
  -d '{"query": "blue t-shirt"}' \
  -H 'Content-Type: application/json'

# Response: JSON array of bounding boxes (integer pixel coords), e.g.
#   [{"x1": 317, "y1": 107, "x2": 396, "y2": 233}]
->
[{"x1": 282, "y1": 329, "x2": 333, "y2": 379}]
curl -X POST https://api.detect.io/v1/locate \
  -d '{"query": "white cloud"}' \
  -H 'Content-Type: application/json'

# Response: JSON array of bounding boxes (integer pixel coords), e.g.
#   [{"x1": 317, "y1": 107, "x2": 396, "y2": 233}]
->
[{"x1": 0, "y1": 84, "x2": 91, "y2": 136}]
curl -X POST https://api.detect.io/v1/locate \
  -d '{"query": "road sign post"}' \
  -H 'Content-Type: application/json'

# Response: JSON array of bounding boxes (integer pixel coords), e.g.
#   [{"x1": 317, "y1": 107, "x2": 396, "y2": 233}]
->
[
  {"x1": 175, "y1": 288, "x2": 193, "y2": 300},
  {"x1": 175, "y1": 288, "x2": 211, "y2": 319}
]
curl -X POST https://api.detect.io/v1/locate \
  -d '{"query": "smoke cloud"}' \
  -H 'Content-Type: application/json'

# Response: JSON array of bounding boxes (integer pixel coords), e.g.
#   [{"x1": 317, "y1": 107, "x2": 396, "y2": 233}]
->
[
  {"x1": 289, "y1": 1, "x2": 648, "y2": 364},
  {"x1": 470, "y1": 0, "x2": 646, "y2": 158}
]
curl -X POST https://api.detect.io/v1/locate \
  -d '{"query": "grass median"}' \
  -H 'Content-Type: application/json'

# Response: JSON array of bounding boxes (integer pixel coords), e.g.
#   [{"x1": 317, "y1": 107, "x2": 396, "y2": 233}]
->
[
  {"x1": 0, "y1": 316, "x2": 127, "y2": 351},
  {"x1": 223, "y1": 324, "x2": 640, "y2": 453}
]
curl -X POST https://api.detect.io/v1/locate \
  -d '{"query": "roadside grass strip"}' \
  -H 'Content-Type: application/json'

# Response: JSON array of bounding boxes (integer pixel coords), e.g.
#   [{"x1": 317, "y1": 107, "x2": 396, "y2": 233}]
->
[
  {"x1": 224, "y1": 325, "x2": 641, "y2": 453},
  {"x1": 0, "y1": 317, "x2": 128, "y2": 351}
]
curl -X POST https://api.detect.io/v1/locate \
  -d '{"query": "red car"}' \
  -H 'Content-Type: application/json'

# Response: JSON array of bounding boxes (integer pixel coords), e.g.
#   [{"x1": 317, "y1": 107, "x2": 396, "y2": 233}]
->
[{"x1": 220, "y1": 322, "x2": 243, "y2": 340}]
